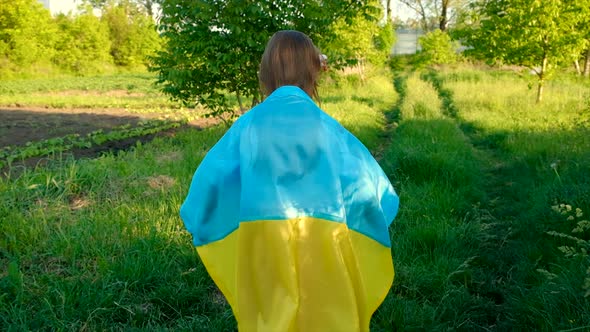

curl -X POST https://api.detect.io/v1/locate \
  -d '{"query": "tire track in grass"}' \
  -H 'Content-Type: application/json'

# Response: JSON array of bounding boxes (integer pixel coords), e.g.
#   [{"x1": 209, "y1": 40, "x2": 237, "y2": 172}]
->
[
  {"x1": 373, "y1": 75, "x2": 404, "y2": 164},
  {"x1": 373, "y1": 72, "x2": 503, "y2": 330},
  {"x1": 422, "y1": 69, "x2": 539, "y2": 329}
]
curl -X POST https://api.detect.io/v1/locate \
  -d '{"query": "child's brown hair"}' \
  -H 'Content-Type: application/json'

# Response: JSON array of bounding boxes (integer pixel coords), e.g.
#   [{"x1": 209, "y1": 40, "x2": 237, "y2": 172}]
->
[{"x1": 259, "y1": 30, "x2": 321, "y2": 99}]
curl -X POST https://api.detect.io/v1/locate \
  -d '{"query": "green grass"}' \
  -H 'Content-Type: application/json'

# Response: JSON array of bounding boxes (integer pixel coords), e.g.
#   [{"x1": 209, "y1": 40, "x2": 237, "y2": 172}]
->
[
  {"x1": 1, "y1": 65, "x2": 589, "y2": 331},
  {"x1": 1, "y1": 127, "x2": 234, "y2": 331},
  {"x1": 321, "y1": 71, "x2": 397, "y2": 151},
  {"x1": 372, "y1": 72, "x2": 493, "y2": 330},
  {"x1": 370, "y1": 66, "x2": 588, "y2": 331},
  {"x1": 0, "y1": 70, "x2": 397, "y2": 331},
  {"x1": 432, "y1": 67, "x2": 590, "y2": 330},
  {"x1": 0, "y1": 73, "x2": 181, "y2": 109},
  {"x1": 0, "y1": 73, "x2": 161, "y2": 94}
]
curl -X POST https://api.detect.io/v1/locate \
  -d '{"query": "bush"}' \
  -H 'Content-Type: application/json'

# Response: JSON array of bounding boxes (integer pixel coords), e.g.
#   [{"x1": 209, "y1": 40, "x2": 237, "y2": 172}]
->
[
  {"x1": 416, "y1": 29, "x2": 459, "y2": 67},
  {"x1": 102, "y1": 3, "x2": 161, "y2": 69},
  {"x1": 53, "y1": 12, "x2": 114, "y2": 75}
]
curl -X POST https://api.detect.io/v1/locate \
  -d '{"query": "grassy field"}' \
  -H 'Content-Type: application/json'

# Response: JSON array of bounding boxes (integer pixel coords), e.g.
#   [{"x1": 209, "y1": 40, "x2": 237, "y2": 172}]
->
[
  {"x1": 374, "y1": 68, "x2": 589, "y2": 330},
  {"x1": 1, "y1": 66, "x2": 589, "y2": 331},
  {"x1": 0, "y1": 74, "x2": 212, "y2": 171},
  {"x1": 0, "y1": 70, "x2": 397, "y2": 330},
  {"x1": 0, "y1": 73, "x2": 180, "y2": 109}
]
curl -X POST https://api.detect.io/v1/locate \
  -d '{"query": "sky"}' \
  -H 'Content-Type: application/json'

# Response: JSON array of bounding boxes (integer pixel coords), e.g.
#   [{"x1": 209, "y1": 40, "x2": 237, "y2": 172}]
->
[
  {"x1": 386, "y1": 0, "x2": 417, "y2": 21},
  {"x1": 39, "y1": 0, "x2": 415, "y2": 18},
  {"x1": 38, "y1": 0, "x2": 80, "y2": 15},
  {"x1": 39, "y1": 0, "x2": 415, "y2": 22}
]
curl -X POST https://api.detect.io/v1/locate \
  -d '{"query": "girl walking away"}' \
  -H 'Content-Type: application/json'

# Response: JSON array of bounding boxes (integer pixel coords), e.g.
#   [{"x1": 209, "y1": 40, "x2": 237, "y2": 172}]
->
[{"x1": 180, "y1": 30, "x2": 399, "y2": 332}]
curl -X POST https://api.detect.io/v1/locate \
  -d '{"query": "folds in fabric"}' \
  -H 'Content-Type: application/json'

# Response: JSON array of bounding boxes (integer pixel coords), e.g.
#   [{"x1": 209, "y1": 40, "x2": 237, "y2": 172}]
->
[
  {"x1": 180, "y1": 86, "x2": 399, "y2": 332},
  {"x1": 198, "y1": 218, "x2": 394, "y2": 332}
]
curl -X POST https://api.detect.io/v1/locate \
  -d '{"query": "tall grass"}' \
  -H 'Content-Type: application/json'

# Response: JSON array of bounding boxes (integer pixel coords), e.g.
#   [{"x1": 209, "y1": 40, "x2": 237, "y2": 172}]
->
[
  {"x1": 434, "y1": 66, "x2": 590, "y2": 330},
  {"x1": 321, "y1": 70, "x2": 397, "y2": 151},
  {"x1": 1, "y1": 127, "x2": 234, "y2": 331},
  {"x1": 2, "y1": 65, "x2": 589, "y2": 331},
  {"x1": 0, "y1": 70, "x2": 397, "y2": 331},
  {"x1": 372, "y1": 72, "x2": 494, "y2": 330}
]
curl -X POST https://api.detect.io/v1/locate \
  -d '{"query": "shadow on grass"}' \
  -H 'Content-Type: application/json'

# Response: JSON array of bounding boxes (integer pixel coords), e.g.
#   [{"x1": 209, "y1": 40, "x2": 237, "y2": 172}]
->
[
  {"x1": 4, "y1": 74, "x2": 587, "y2": 331},
  {"x1": 376, "y1": 113, "x2": 590, "y2": 330}
]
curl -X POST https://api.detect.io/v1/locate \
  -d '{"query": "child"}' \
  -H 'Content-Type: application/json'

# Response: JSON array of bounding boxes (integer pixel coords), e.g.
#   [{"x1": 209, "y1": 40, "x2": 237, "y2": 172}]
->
[{"x1": 180, "y1": 30, "x2": 399, "y2": 332}]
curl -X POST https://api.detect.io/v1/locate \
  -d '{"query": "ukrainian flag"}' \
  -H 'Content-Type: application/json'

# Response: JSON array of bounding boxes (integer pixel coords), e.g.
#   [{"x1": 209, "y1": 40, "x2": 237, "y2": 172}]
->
[{"x1": 180, "y1": 86, "x2": 399, "y2": 332}]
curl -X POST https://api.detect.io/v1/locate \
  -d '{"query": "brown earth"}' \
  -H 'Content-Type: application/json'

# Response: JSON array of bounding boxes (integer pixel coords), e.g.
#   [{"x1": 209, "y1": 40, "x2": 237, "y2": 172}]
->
[
  {"x1": 0, "y1": 106, "x2": 220, "y2": 175},
  {"x1": 0, "y1": 106, "x2": 219, "y2": 148}
]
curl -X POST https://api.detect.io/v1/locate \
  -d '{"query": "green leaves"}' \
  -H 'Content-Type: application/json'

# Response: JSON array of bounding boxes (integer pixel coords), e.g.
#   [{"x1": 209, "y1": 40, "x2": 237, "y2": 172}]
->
[
  {"x1": 320, "y1": 0, "x2": 392, "y2": 68},
  {"x1": 460, "y1": 0, "x2": 589, "y2": 68},
  {"x1": 455, "y1": 0, "x2": 590, "y2": 101},
  {"x1": 417, "y1": 29, "x2": 459, "y2": 66},
  {"x1": 53, "y1": 11, "x2": 113, "y2": 75},
  {"x1": 101, "y1": 2, "x2": 161, "y2": 68},
  {"x1": 0, "y1": 0, "x2": 162, "y2": 77},
  {"x1": 0, "y1": 120, "x2": 184, "y2": 169},
  {"x1": 150, "y1": 0, "x2": 376, "y2": 119},
  {"x1": 0, "y1": 0, "x2": 56, "y2": 74}
]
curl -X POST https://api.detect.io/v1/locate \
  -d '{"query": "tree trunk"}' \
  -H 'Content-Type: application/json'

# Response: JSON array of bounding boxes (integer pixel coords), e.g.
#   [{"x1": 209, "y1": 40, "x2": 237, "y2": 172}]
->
[
  {"x1": 386, "y1": 0, "x2": 392, "y2": 23},
  {"x1": 251, "y1": 93, "x2": 260, "y2": 108},
  {"x1": 537, "y1": 80, "x2": 544, "y2": 103},
  {"x1": 236, "y1": 90, "x2": 244, "y2": 113},
  {"x1": 584, "y1": 48, "x2": 590, "y2": 78},
  {"x1": 574, "y1": 59, "x2": 581, "y2": 75},
  {"x1": 439, "y1": 0, "x2": 449, "y2": 31},
  {"x1": 144, "y1": 0, "x2": 154, "y2": 17},
  {"x1": 418, "y1": 1, "x2": 428, "y2": 31},
  {"x1": 536, "y1": 55, "x2": 548, "y2": 103}
]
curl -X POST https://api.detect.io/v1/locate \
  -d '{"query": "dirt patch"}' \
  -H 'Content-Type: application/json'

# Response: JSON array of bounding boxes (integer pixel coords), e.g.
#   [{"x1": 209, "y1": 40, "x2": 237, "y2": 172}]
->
[
  {"x1": 0, "y1": 106, "x2": 215, "y2": 148},
  {"x1": 0, "y1": 106, "x2": 221, "y2": 177},
  {"x1": 146, "y1": 175, "x2": 177, "y2": 190},
  {"x1": 2, "y1": 125, "x2": 185, "y2": 177}
]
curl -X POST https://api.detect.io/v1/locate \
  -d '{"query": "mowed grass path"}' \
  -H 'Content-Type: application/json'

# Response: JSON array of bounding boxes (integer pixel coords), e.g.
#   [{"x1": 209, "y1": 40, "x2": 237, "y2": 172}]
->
[
  {"x1": 374, "y1": 68, "x2": 589, "y2": 331},
  {"x1": 1, "y1": 67, "x2": 589, "y2": 330}
]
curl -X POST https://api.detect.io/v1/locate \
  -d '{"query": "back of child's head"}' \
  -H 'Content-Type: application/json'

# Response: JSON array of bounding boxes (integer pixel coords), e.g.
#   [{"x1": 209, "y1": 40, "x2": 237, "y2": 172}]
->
[{"x1": 259, "y1": 30, "x2": 321, "y2": 99}]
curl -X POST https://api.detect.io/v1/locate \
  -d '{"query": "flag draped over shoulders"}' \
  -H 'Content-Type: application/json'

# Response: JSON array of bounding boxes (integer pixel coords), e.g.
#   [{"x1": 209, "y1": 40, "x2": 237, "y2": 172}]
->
[{"x1": 180, "y1": 85, "x2": 399, "y2": 332}]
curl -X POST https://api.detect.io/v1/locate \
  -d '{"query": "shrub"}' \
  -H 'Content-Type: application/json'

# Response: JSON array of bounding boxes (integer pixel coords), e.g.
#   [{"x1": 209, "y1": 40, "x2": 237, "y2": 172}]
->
[{"x1": 416, "y1": 29, "x2": 459, "y2": 66}]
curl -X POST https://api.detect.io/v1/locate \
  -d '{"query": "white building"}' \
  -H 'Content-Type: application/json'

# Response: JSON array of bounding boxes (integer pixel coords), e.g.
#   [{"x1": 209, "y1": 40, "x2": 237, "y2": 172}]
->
[
  {"x1": 392, "y1": 29, "x2": 424, "y2": 55},
  {"x1": 38, "y1": 0, "x2": 80, "y2": 16}
]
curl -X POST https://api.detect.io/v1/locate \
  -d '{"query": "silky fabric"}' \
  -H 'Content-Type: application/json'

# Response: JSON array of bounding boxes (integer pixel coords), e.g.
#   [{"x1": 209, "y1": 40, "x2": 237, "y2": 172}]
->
[{"x1": 180, "y1": 85, "x2": 399, "y2": 332}]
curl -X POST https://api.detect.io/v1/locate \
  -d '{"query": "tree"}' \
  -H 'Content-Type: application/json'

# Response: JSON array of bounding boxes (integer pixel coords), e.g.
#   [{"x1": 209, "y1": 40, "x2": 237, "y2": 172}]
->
[
  {"x1": 578, "y1": 10, "x2": 590, "y2": 78},
  {"x1": 86, "y1": 0, "x2": 157, "y2": 16},
  {"x1": 53, "y1": 9, "x2": 113, "y2": 75},
  {"x1": 0, "y1": 0, "x2": 57, "y2": 76},
  {"x1": 457, "y1": 0, "x2": 590, "y2": 102},
  {"x1": 417, "y1": 29, "x2": 458, "y2": 66},
  {"x1": 151, "y1": 0, "x2": 376, "y2": 121},
  {"x1": 399, "y1": 0, "x2": 431, "y2": 31},
  {"x1": 398, "y1": 0, "x2": 470, "y2": 31},
  {"x1": 102, "y1": 1, "x2": 161, "y2": 68},
  {"x1": 322, "y1": 0, "x2": 394, "y2": 72}
]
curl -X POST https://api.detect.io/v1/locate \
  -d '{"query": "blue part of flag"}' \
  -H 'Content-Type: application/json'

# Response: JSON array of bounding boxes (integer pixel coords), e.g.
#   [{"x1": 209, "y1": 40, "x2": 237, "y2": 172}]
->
[{"x1": 180, "y1": 86, "x2": 399, "y2": 247}]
